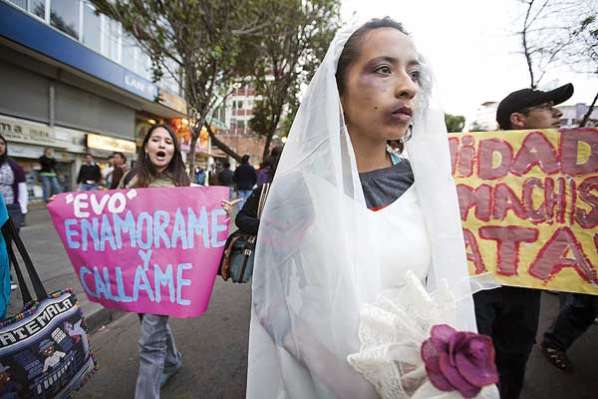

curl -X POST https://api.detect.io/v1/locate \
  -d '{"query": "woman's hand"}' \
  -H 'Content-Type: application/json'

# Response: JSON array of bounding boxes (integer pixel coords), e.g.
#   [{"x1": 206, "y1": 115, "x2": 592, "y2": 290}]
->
[{"x1": 221, "y1": 199, "x2": 240, "y2": 217}]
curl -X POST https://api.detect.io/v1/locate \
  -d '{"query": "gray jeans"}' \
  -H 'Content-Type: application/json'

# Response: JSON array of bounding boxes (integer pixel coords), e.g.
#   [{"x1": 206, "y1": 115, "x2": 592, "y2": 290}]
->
[{"x1": 135, "y1": 314, "x2": 182, "y2": 399}]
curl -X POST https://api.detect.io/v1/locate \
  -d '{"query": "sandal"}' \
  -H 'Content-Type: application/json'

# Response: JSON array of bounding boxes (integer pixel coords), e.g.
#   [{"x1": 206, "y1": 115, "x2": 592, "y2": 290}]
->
[{"x1": 541, "y1": 345, "x2": 572, "y2": 371}]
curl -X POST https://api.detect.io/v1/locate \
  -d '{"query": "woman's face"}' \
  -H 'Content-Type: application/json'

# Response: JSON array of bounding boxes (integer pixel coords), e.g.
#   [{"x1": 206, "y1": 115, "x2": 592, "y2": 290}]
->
[
  {"x1": 144, "y1": 127, "x2": 175, "y2": 172},
  {"x1": 340, "y1": 28, "x2": 420, "y2": 143},
  {"x1": 0, "y1": 140, "x2": 6, "y2": 157}
]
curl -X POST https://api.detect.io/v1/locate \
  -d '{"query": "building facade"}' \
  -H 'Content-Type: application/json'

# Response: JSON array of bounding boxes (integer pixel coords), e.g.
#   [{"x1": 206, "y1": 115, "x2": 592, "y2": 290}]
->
[{"x1": 0, "y1": 0, "x2": 187, "y2": 199}]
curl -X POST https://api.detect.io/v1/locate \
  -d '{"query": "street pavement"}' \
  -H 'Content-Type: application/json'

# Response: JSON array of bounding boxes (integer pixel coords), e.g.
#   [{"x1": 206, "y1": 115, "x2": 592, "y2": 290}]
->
[{"x1": 9, "y1": 207, "x2": 598, "y2": 398}]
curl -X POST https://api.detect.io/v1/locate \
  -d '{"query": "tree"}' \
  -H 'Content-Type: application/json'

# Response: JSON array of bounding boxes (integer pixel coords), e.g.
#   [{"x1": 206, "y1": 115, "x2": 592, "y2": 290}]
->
[
  {"x1": 516, "y1": 0, "x2": 598, "y2": 126},
  {"x1": 90, "y1": 0, "x2": 262, "y2": 173},
  {"x1": 445, "y1": 113, "x2": 465, "y2": 133},
  {"x1": 243, "y1": 0, "x2": 340, "y2": 160},
  {"x1": 567, "y1": 13, "x2": 598, "y2": 126}
]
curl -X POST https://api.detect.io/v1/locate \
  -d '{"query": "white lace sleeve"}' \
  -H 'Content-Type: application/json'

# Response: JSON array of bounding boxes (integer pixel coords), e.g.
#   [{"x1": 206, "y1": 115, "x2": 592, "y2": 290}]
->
[{"x1": 348, "y1": 271, "x2": 500, "y2": 399}]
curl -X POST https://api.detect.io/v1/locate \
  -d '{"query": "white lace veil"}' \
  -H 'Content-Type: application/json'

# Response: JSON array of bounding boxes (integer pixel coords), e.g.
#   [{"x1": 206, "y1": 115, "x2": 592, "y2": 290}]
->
[{"x1": 247, "y1": 19, "x2": 484, "y2": 399}]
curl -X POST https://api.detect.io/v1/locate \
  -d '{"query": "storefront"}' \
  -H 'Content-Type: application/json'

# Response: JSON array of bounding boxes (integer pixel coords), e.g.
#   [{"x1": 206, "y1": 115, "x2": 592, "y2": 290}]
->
[{"x1": 0, "y1": 114, "x2": 86, "y2": 198}]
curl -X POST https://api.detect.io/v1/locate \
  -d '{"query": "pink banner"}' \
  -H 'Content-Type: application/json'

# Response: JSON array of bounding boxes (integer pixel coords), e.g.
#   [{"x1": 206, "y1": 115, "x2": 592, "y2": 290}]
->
[{"x1": 48, "y1": 187, "x2": 230, "y2": 318}]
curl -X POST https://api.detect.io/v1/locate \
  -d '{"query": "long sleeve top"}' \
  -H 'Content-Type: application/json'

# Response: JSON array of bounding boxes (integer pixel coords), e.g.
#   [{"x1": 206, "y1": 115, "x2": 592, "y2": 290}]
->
[
  {"x1": 235, "y1": 185, "x2": 262, "y2": 235},
  {"x1": 76, "y1": 164, "x2": 102, "y2": 184}
]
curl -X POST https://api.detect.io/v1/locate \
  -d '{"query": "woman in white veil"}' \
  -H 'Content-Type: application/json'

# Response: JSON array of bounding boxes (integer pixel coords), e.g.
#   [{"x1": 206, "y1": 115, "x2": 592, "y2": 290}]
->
[{"x1": 247, "y1": 17, "x2": 498, "y2": 399}]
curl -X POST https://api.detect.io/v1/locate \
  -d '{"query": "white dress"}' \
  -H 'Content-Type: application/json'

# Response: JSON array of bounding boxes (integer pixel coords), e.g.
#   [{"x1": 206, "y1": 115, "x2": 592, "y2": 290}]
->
[{"x1": 247, "y1": 184, "x2": 433, "y2": 399}]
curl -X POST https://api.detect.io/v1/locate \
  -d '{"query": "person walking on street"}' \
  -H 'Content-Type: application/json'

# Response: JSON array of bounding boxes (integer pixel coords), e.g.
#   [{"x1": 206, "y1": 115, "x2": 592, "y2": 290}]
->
[
  {"x1": 119, "y1": 124, "x2": 189, "y2": 399},
  {"x1": 76, "y1": 153, "x2": 102, "y2": 191},
  {"x1": 474, "y1": 83, "x2": 573, "y2": 399},
  {"x1": 233, "y1": 154, "x2": 257, "y2": 208},
  {"x1": 109, "y1": 152, "x2": 128, "y2": 190},
  {"x1": 217, "y1": 162, "x2": 234, "y2": 188},
  {"x1": 542, "y1": 293, "x2": 598, "y2": 371},
  {"x1": 0, "y1": 135, "x2": 28, "y2": 291},
  {"x1": 194, "y1": 166, "x2": 206, "y2": 186},
  {"x1": 0, "y1": 135, "x2": 28, "y2": 231},
  {"x1": 38, "y1": 148, "x2": 62, "y2": 202}
]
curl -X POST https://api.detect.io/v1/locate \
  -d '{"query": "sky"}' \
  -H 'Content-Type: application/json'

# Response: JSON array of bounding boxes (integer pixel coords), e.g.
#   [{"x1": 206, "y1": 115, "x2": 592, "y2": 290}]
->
[{"x1": 340, "y1": 0, "x2": 598, "y2": 125}]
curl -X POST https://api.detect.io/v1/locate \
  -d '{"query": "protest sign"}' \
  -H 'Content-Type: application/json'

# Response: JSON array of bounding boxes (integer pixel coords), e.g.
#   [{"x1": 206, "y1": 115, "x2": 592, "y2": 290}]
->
[
  {"x1": 48, "y1": 187, "x2": 230, "y2": 317},
  {"x1": 450, "y1": 128, "x2": 598, "y2": 294}
]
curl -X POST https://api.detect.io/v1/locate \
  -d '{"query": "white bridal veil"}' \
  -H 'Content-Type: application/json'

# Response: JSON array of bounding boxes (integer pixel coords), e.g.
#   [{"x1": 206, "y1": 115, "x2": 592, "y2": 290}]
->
[{"x1": 246, "y1": 19, "x2": 495, "y2": 399}]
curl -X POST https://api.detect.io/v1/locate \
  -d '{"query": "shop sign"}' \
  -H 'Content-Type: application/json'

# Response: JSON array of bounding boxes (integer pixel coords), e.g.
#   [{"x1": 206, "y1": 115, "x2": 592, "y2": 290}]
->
[
  {"x1": 87, "y1": 133, "x2": 137, "y2": 154},
  {"x1": 124, "y1": 74, "x2": 158, "y2": 99},
  {"x1": 0, "y1": 115, "x2": 86, "y2": 153},
  {"x1": 0, "y1": 115, "x2": 55, "y2": 146},
  {"x1": 159, "y1": 90, "x2": 187, "y2": 115}
]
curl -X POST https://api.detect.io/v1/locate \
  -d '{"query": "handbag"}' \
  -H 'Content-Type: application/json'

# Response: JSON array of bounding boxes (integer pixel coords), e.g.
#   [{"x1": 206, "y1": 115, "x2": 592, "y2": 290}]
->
[
  {"x1": 0, "y1": 219, "x2": 96, "y2": 399},
  {"x1": 221, "y1": 183, "x2": 271, "y2": 283}
]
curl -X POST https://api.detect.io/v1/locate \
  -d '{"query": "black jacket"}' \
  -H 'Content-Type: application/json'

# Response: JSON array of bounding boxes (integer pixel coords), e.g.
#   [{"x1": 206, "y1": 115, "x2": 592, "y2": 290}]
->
[
  {"x1": 235, "y1": 185, "x2": 262, "y2": 235},
  {"x1": 77, "y1": 164, "x2": 101, "y2": 184}
]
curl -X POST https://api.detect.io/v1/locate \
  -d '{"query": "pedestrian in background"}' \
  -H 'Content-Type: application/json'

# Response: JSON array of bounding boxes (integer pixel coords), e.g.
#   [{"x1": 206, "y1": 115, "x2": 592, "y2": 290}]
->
[
  {"x1": 474, "y1": 83, "x2": 574, "y2": 399},
  {"x1": 235, "y1": 146, "x2": 282, "y2": 236},
  {"x1": 0, "y1": 135, "x2": 27, "y2": 230},
  {"x1": 217, "y1": 161, "x2": 234, "y2": 189},
  {"x1": 194, "y1": 166, "x2": 206, "y2": 186},
  {"x1": 109, "y1": 152, "x2": 128, "y2": 189},
  {"x1": 38, "y1": 147, "x2": 62, "y2": 202},
  {"x1": 119, "y1": 124, "x2": 189, "y2": 399},
  {"x1": 0, "y1": 135, "x2": 28, "y2": 291},
  {"x1": 76, "y1": 153, "x2": 102, "y2": 191},
  {"x1": 233, "y1": 154, "x2": 257, "y2": 208}
]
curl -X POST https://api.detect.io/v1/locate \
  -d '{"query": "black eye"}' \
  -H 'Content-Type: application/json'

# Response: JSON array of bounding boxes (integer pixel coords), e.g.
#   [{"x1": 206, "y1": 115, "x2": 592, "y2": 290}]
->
[{"x1": 375, "y1": 65, "x2": 392, "y2": 75}]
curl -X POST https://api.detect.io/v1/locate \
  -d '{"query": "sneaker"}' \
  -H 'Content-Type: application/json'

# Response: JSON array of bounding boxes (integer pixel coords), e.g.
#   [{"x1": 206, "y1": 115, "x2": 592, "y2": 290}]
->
[
  {"x1": 10, "y1": 283, "x2": 17, "y2": 291},
  {"x1": 160, "y1": 362, "x2": 182, "y2": 388}
]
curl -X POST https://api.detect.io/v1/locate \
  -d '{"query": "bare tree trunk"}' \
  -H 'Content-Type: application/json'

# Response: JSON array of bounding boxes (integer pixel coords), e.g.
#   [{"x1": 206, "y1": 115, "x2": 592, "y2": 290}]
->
[
  {"x1": 580, "y1": 91, "x2": 598, "y2": 127},
  {"x1": 205, "y1": 123, "x2": 242, "y2": 162},
  {"x1": 262, "y1": 133, "x2": 273, "y2": 161},
  {"x1": 522, "y1": 0, "x2": 537, "y2": 88}
]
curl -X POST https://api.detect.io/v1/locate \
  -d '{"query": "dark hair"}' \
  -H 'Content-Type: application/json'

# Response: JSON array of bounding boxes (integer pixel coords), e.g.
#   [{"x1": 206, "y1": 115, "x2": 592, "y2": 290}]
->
[
  {"x1": 0, "y1": 135, "x2": 7, "y2": 165},
  {"x1": 113, "y1": 151, "x2": 127, "y2": 162},
  {"x1": 335, "y1": 17, "x2": 407, "y2": 96},
  {"x1": 132, "y1": 123, "x2": 190, "y2": 188},
  {"x1": 241, "y1": 154, "x2": 250, "y2": 164},
  {"x1": 335, "y1": 17, "x2": 409, "y2": 153}
]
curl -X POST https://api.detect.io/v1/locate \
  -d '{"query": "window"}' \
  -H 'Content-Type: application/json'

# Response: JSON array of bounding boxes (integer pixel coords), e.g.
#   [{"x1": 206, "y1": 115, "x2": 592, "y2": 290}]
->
[
  {"x1": 50, "y1": 0, "x2": 80, "y2": 39},
  {"x1": 102, "y1": 18, "x2": 121, "y2": 62},
  {"x1": 7, "y1": 0, "x2": 26, "y2": 10},
  {"x1": 29, "y1": 0, "x2": 46, "y2": 19},
  {"x1": 82, "y1": 2, "x2": 101, "y2": 52},
  {"x1": 121, "y1": 34, "x2": 138, "y2": 72}
]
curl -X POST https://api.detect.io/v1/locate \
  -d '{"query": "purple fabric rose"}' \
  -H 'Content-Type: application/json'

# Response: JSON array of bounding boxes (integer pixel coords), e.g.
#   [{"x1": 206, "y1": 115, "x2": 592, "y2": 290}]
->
[{"x1": 421, "y1": 324, "x2": 498, "y2": 398}]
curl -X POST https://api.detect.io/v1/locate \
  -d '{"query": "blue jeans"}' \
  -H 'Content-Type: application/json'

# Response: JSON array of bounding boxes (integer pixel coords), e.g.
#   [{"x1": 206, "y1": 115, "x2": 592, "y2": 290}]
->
[
  {"x1": 237, "y1": 189, "x2": 253, "y2": 209},
  {"x1": 78, "y1": 183, "x2": 98, "y2": 192},
  {"x1": 135, "y1": 314, "x2": 182, "y2": 399},
  {"x1": 40, "y1": 175, "x2": 62, "y2": 202}
]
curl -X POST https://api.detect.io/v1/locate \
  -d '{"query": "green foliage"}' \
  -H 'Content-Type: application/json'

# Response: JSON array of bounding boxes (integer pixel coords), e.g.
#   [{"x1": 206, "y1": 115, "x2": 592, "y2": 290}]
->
[
  {"x1": 89, "y1": 0, "x2": 341, "y2": 163},
  {"x1": 89, "y1": 0, "x2": 263, "y2": 164},
  {"x1": 445, "y1": 113, "x2": 466, "y2": 133},
  {"x1": 244, "y1": 0, "x2": 340, "y2": 159}
]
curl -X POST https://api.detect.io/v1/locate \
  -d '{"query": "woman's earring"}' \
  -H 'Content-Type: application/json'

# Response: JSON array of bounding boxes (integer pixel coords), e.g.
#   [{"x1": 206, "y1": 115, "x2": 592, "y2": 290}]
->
[{"x1": 401, "y1": 125, "x2": 414, "y2": 144}]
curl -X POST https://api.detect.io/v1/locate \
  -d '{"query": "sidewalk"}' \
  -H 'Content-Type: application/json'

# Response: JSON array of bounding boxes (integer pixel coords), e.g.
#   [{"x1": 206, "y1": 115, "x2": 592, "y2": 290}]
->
[{"x1": 6, "y1": 206, "x2": 122, "y2": 332}]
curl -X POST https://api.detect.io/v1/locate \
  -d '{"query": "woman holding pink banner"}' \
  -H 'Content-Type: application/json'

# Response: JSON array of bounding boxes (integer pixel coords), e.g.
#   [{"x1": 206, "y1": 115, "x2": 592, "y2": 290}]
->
[
  {"x1": 247, "y1": 17, "x2": 498, "y2": 399},
  {"x1": 119, "y1": 124, "x2": 190, "y2": 399}
]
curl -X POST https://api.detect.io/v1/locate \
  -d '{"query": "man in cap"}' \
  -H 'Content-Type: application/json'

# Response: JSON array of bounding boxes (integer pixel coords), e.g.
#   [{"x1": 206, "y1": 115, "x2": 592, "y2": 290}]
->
[
  {"x1": 475, "y1": 83, "x2": 574, "y2": 399},
  {"x1": 495, "y1": 83, "x2": 573, "y2": 130}
]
